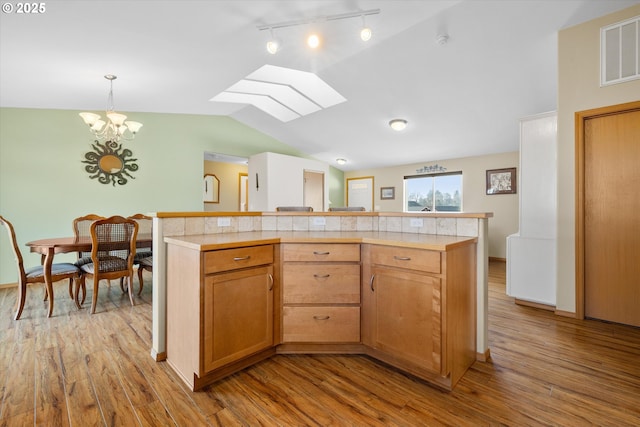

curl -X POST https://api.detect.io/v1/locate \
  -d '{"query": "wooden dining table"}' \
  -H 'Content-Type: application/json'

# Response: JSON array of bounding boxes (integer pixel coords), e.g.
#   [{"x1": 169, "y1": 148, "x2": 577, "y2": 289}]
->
[{"x1": 25, "y1": 234, "x2": 152, "y2": 317}]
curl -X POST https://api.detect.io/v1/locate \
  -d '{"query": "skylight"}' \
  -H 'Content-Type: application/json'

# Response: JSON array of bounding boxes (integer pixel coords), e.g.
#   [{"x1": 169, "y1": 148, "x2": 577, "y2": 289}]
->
[{"x1": 210, "y1": 65, "x2": 346, "y2": 122}]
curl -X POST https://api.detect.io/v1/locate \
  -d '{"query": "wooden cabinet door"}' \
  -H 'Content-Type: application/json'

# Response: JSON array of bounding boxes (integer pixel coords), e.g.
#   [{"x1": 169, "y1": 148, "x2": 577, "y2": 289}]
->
[
  {"x1": 203, "y1": 266, "x2": 274, "y2": 372},
  {"x1": 368, "y1": 266, "x2": 442, "y2": 373}
]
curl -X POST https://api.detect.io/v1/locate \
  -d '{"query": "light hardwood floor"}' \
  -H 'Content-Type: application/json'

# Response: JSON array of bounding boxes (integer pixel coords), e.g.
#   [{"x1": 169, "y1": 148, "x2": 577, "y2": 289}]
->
[{"x1": 1, "y1": 262, "x2": 639, "y2": 426}]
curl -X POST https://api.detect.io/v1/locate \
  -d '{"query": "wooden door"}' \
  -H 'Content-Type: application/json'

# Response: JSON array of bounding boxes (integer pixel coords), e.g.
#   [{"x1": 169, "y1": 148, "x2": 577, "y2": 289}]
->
[
  {"x1": 303, "y1": 170, "x2": 324, "y2": 212},
  {"x1": 584, "y1": 108, "x2": 640, "y2": 326},
  {"x1": 369, "y1": 266, "x2": 442, "y2": 373},
  {"x1": 203, "y1": 266, "x2": 274, "y2": 372}
]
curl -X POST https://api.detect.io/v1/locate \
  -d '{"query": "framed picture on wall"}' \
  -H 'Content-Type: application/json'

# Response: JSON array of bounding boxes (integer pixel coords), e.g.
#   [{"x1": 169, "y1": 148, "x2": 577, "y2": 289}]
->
[
  {"x1": 380, "y1": 187, "x2": 395, "y2": 200},
  {"x1": 486, "y1": 167, "x2": 517, "y2": 195}
]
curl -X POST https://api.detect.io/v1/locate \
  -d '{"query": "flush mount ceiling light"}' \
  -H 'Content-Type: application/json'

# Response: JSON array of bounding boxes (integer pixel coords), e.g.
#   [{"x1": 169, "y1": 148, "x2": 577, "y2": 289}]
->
[
  {"x1": 389, "y1": 119, "x2": 408, "y2": 131},
  {"x1": 436, "y1": 34, "x2": 449, "y2": 45},
  {"x1": 257, "y1": 8, "x2": 380, "y2": 53},
  {"x1": 336, "y1": 158, "x2": 347, "y2": 165},
  {"x1": 210, "y1": 64, "x2": 347, "y2": 122},
  {"x1": 79, "y1": 75, "x2": 142, "y2": 143}
]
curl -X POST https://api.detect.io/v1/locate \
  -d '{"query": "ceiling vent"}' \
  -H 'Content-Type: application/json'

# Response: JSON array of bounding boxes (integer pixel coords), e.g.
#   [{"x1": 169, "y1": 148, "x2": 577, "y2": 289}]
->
[
  {"x1": 601, "y1": 16, "x2": 640, "y2": 86},
  {"x1": 210, "y1": 65, "x2": 346, "y2": 122}
]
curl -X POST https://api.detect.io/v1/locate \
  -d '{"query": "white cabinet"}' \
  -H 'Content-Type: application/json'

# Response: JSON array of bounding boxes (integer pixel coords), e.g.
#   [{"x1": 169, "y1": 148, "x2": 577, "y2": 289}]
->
[{"x1": 507, "y1": 112, "x2": 557, "y2": 306}]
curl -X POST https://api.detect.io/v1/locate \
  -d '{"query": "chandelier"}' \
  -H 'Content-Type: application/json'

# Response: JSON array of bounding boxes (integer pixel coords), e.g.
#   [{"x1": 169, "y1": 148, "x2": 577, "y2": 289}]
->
[{"x1": 79, "y1": 75, "x2": 142, "y2": 143}]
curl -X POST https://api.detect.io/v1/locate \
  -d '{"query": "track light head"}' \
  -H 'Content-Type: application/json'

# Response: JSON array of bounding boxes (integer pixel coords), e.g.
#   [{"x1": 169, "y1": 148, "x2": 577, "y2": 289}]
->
[{"x1": 307, "y1": 33, "x2": 321, "y2": 49}]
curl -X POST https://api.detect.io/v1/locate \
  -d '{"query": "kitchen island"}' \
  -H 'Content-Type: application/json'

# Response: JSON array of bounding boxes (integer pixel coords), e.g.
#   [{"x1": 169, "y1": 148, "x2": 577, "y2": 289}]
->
[
  {"x1": 164, "y1": 230, "x2": 478, "y2": 391},
  {"x1": 149, "y1": 211, "x2": 492, "y2": 389}
]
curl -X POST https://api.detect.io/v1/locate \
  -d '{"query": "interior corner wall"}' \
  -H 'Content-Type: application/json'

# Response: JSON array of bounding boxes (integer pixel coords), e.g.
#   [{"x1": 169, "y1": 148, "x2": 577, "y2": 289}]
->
[
  {"x1": 344, "y1": 151, "x2": 520, "y2": 259},
  {"x1": 0, "y1": 108, "x2": 307, "y2": 285},
  {"x1": 556, "y1": 3, "x2": 640, "y2": 314}
]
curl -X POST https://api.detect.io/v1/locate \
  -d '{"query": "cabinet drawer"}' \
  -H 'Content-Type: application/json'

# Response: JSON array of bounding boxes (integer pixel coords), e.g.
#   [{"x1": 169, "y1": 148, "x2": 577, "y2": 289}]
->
[
  {"x1": 204, "y1": 245, "x2": 273, "y2": 274},
  {"x1": 283, "y1": 264, "x2": 360, "y2": 304},
  {"x1": 282, "y1": 306, "x2": 360, "y2": 343},
  {"x1": 370, "y1": 245, "x2": 440, "y2": 273},
  {"x1": 283, "y1": 243, "x2": 360, "y2": 262}
]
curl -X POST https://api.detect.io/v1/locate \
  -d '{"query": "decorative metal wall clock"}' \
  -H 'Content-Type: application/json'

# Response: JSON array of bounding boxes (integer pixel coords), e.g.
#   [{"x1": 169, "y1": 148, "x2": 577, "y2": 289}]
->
[{"x1": 82, "y1": 140, "x2": 138, "y2": 186}]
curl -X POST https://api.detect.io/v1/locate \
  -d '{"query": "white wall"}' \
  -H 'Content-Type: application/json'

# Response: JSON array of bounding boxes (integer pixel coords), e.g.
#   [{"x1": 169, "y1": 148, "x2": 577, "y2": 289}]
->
[
  {"x1": 345, "y1": 151, "x2": 519, "y2": 258},
  {"x1": 248, "y1": 152, "x2": 330, "y2": 211}
]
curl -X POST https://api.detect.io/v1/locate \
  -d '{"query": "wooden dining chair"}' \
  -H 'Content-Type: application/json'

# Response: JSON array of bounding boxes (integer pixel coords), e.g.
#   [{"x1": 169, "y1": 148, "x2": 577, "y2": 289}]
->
[
  {"x1": 127, "y1": 213, "x2": 152, "y2": 295},
  {"x1": 72, "y1": 214, "x2": 106, "y2": 267},
  {"x1": 0, "y1": 215, "x2": 81, "y2": 320},
  {"x1": 75, "y1": 215, "x2": 138, "y2": 314}
]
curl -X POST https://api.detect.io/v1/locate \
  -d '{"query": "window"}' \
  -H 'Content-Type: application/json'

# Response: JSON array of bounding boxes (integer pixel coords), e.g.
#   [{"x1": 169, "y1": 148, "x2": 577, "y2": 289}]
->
[
  {"x1": 601, "y1": 16, "x2": 640, "y2": 86},
  {"x1": 404, "y1": 172, "x2": 462, "y2": 212}
]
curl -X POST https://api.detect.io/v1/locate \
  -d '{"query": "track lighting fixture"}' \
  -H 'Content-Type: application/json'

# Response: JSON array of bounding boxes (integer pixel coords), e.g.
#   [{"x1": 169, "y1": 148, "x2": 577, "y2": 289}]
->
[{"x1": 258, "y1": 8, "x2": 380, "y2": 53}]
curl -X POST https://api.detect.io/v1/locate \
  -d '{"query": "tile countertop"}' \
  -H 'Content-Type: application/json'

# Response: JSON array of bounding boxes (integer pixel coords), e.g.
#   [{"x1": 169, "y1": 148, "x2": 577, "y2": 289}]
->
[
  {"x1": 154, "y1": 211, "x2": 493, "y2": 219},
  {"x1": 163, "y1": 231, "x2": 478, "y2": 252}
]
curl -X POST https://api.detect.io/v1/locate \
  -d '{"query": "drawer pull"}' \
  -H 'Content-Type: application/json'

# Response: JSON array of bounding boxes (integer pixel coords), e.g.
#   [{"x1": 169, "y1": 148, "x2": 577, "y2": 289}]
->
[
  {"x1": 313, "y1": 251, "x2": 330, "y2": 255},
  {"x1": 313, "y1": 315, "x2": 330, "y2": 321},
  {"x1": 313, "y1": 274, "x2": 330, "y2": 278},
  {"x1": 233, "y1": 256, "x2": 251, "y2": 261},
  {"x1": 268, "y1": 273, "x2": 274, "y2": 291},
  {"x1": 370, "y1": 274, "x2": 376, "y2": 292},
  {"x1": 393, "y1": 256, "x2": 412, "y2": 261}
]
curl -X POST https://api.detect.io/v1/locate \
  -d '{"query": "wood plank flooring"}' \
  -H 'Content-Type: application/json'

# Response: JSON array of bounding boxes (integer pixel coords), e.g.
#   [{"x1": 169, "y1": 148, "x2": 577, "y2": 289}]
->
[{"x1": 1, "y1": 262, "x2": 639, "y2": 426}]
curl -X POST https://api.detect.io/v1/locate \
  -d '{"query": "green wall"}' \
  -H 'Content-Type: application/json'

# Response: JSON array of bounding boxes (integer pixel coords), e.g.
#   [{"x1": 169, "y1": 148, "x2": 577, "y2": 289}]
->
[{"x1": 0, "y1": 108, "x2": 344, "y2": 284}]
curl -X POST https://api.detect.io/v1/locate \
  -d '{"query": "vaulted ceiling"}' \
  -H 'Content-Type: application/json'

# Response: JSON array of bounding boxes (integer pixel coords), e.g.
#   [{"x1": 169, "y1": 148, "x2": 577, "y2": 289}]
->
[{"x1": 1, "y1": 0, "x2": 637, "y2": 170}]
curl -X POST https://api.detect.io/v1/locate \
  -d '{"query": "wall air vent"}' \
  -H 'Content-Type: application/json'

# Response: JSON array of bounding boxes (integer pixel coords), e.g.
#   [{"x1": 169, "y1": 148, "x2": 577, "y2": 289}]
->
[{"x1": 601, "y1": 16, "x2": 640, "y2": 86}]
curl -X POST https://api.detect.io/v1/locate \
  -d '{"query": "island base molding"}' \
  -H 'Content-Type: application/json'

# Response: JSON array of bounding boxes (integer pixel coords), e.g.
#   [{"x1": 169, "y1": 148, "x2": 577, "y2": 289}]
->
[{"x1": 181, "y1": 342, "x2": 484, "y2": 392}]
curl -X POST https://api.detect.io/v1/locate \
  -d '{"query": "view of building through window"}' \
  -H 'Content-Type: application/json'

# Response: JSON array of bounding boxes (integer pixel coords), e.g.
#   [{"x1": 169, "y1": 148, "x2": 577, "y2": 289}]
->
[{"x1": 404, "y1": 172, "x2": 462, "y2": 212}]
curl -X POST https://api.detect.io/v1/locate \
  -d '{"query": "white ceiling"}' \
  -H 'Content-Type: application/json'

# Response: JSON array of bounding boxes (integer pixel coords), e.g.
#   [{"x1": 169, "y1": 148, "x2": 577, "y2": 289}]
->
[{"x1": 1, "y1": 0, "x2": 637, "y2": 171}]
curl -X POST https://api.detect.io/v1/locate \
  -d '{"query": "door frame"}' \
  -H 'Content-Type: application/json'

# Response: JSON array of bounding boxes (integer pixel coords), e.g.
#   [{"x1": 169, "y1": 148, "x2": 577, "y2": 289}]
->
[{"x1": 575, "y1": 100, "x2": 640, "y2": 319}]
